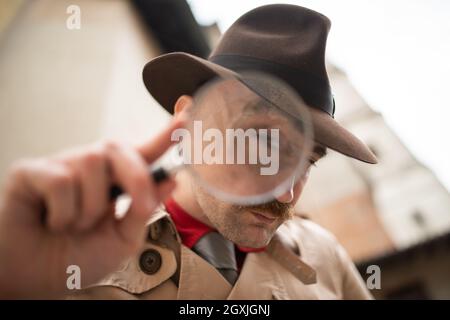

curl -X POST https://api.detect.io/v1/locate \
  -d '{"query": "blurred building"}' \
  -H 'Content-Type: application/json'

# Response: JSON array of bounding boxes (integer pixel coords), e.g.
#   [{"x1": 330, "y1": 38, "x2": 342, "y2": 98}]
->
[
  {"x1": 298, "y1": 64, "x2": 450, "y2": 299},
  {"x1": 358, "y1": 230, "x2": 450, "y2": 299},
  {"x1": 0, "y1": 0, "x2": 208, "y2": 184}
]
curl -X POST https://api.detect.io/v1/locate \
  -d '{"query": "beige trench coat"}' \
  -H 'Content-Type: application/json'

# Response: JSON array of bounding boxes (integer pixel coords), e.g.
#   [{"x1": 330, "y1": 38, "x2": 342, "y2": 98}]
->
[{"x1": 68, "y1": 208, "x2": 373, "y2": 300}]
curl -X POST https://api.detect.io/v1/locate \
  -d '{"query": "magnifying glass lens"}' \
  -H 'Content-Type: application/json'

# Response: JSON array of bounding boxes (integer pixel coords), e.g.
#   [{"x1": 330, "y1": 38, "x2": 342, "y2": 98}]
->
[{"x1": 179, "y1": 72, "x2": 314, "y2": 205}]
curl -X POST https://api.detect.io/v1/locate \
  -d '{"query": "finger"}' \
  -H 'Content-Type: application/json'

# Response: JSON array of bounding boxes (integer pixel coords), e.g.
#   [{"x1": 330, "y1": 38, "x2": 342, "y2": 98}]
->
[
  {"x1": 104, "y1": 141, "x2": 158, "y2": 246},
  {"x1": 46, "y1": 166, "x2": 78, "y2": 232},
  {"x1": 70, "y1": 147, "x2": 109, "y2": 231},
  {"x1": 11, "y1": 160, "x2": 79, "y2": 232},
  {"x1": 136, "y1": 118, "x2": 185, "y2": 163}
]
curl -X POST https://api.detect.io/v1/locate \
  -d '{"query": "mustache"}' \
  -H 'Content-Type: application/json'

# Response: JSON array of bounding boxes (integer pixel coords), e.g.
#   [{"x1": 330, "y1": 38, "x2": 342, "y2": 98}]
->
[{"x1": 237, "y1": 200, "x2": 294, "y2": 219}]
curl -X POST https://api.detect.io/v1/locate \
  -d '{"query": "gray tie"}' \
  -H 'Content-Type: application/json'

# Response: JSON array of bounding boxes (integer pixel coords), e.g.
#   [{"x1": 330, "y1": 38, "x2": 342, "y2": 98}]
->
[{"x1": 192, "y1": 231, "x2": 239, "y2": 285}]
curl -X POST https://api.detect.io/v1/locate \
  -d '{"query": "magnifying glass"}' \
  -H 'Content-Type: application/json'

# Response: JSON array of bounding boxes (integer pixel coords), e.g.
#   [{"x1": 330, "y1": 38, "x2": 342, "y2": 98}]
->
[{"x1": 110, "y1": 71, "x2": 314, "y2": 206}]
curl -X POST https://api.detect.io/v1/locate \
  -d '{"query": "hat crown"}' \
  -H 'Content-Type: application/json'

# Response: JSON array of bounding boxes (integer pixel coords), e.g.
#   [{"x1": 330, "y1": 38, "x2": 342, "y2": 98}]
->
[
  {"x1": 209, "y1": 4, "x2": 334, "y2": 116},
  {"x1": 211, "y1": 5, "x2": 330, "y2": 68}
]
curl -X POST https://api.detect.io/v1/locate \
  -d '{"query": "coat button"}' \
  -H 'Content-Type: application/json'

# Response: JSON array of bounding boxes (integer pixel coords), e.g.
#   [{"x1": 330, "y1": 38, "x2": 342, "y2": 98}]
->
[{"x1": 139, "y1": 249, "x2": 162, "y2": 275}]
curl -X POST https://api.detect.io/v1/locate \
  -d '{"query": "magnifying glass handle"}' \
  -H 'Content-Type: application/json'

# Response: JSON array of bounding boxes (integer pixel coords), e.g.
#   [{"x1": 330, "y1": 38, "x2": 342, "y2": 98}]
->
[{"x1": 109, "y1": 167, "x2": 169, "y2": 200}]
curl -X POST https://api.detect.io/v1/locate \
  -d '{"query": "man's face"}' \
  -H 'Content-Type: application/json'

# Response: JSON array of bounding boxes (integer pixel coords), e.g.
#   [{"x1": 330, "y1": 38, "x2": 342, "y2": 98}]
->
[{"x1": 174, "y1": 81, "x2": 326, "y2": 248}]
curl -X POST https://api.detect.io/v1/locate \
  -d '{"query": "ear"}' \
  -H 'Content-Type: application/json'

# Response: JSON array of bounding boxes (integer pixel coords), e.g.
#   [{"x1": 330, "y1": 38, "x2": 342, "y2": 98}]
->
[{"x1": 173, "y1": 95, "x2": 193, "y2": 119}]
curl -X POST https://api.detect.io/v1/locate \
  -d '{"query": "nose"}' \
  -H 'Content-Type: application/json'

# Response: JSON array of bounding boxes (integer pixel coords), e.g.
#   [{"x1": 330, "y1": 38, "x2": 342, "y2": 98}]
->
[
  {"x1": 275, "y1": 188, "x2": 294, "y2": 203},
  {"x1": 275, "y1": 178, "x2": 295, "y2": 203}
]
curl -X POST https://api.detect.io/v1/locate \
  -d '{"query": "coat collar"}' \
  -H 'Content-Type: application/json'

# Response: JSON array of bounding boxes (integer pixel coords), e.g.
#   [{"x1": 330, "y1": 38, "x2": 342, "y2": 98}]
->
[
  {"x1": 94, "y1": 208, "x2": 317, "y2": 298},
  {"x1": 176, "y1": 232, "x2": 317, "y2": 300}
]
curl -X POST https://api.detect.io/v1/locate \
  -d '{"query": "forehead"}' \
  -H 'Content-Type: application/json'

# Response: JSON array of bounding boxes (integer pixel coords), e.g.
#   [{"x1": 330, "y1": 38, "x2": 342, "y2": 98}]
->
[
  {"x1": 201, "y1": 79, "x2": 291, "y2": 120},
  {"x1": 208, "y1": 77, "x2": 258, "y2": 108},
  {"x1": 191, "y1": 78, "x2": 251, "y2": 117}
]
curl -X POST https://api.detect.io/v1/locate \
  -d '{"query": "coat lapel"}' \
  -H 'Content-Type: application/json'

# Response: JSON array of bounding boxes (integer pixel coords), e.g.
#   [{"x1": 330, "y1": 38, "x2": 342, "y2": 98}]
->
[
  {"x1": 227, "y1": 232, "x2": 317, "y2": 300},
  {"x1": 226, "y1": 250, "x2": 288, "y2": 299},
  {"x1": 177, "y1": 245, "x2": 233, "y2": 299},
  {"x1": 265, "y1": 234, "x2": 317, "y2": 285}
]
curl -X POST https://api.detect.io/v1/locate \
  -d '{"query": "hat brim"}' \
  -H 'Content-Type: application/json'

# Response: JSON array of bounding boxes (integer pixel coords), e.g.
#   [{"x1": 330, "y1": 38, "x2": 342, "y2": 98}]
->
[{"x1": 143, "y1": 52, "x2": 377, "y2": 164}]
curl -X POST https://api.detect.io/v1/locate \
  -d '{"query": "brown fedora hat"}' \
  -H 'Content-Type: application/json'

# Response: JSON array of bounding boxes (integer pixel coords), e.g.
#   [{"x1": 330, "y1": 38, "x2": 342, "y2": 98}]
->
[{"x1": 143, "y1": 4, "x2": 377, "y2": 164}]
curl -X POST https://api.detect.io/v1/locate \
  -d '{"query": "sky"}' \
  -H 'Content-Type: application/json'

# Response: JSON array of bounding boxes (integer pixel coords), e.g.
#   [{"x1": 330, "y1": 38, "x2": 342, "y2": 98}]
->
[{"x1": 187, "y1": 0, "x2": 450, "y2": 191}]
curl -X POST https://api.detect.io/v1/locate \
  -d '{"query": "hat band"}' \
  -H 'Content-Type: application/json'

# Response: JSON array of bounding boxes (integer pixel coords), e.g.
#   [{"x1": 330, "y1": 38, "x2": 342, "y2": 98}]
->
[{"x1": 209, "y1": 54, "x2": 335, "y2": 117}]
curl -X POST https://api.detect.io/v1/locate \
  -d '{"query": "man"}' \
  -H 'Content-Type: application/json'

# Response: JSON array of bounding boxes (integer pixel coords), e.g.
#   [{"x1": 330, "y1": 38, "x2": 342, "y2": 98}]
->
[{"x1": 0, "y1": 5, "x2": 376, "y2": 299}]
